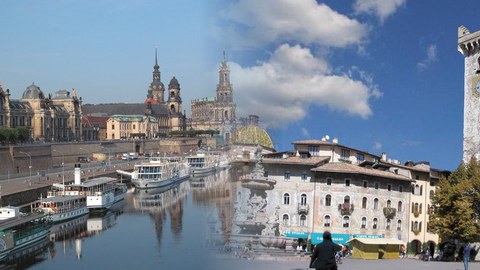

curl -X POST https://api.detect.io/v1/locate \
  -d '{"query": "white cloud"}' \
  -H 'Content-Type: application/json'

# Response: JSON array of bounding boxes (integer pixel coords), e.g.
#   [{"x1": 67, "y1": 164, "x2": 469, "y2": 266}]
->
[
  {"x1": 417, "y1": 44, "x2": 438, "y2": 72},
  {"x1": 221, "y1": 0, "x2": 368, "y2": 48},
  {"x1": 353, "y1": 0, "x2": 406, "y2": 23},
  {"x1": 231, "y1": 44, "x2": 381, "y2": 128},
  {"x1": 301, "y1": 127, "x2": 310, "y2": 138},
  {"x1": 373, "y1": 141, "x2": 382, "y2": 151}
]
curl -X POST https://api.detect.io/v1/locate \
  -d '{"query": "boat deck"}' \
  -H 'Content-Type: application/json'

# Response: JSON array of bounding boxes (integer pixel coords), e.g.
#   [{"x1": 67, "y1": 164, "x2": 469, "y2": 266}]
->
[{"x1": 0, "y1": 213, "x2": 47, "y2": 230}]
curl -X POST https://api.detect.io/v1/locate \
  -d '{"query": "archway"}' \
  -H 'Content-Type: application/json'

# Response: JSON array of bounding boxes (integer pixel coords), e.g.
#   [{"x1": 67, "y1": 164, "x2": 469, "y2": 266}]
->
[
  {"x1": 427, "y1": 241, "x2": 436, "y2": 259},
  {"x1": 410, "y1": 239, "x2": 422, "y2": 255}
]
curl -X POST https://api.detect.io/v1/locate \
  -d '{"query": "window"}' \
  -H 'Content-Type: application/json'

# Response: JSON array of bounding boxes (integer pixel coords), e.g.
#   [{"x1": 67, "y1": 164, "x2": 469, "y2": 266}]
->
[
  {"x1": 345, "y1": 179, "x2": 351, "y2": 186},
  {"x1": 363, "y1": 180, "x2": 368, "y2": 188},
  {"x1": 397, "y1": 220, "x2": 402, "y2": 231},
  {"x1": 373, "y1": 218, "x2": 378, "y2": 229},
  {"x1": 283, "y1": 193, "x2": 290, "y2": 205},
  {"x1": 398, "y1": 201, "x2": 403, "y2": 212},
  {"x1": 324, "y1": 215, "x2": 331, "y2": 227},
  {"x1": 374, "y1": 198, "x2": 379, "y2": 210},
  {"x1": 429, "y1": 190, "x2": 434, "y2": 199},
  {"x1": 374, "y1": 182, "x2": 379, "y2": 189},
  {"x1": 300, "y1": 194, "x2": 307, "y2": 206},
  {"x1": 133, "y1": 124, "x2": 136, "y2": 129},
  {"x1": 361, "y1": 217, "x2": 367, "y2": 229},
  {"x1": 325, "y1": 195, "x2": 331, "y2": 206},
  {"x1": 386, "y1": 219, "x2": 391, "y2": 230},
  {"x1": 284, "y1": 171, "x2": 291, "y2": 181},
  {"x1": 283, "y1": 214, "x2": 289, "y2": 226},
  {"x1": 344, "y1": 196, "x2": 350, "y2": 204},
  {"x1": 301, "y1": 172, "x2": 308, "y2": 181},
  {"x1": 357, "y1": 153, "x2": 365, "y2": 163},
  {"x1": 111, "y1": 124, "x2": 115, "y2": 130},
  {"x1": 399, "y1": 185, "x2": 403, "y2": 193},
  {"x1": 343, "y1": 216, "x2": 350, "y2": 228},
  {"x1": 300, "y1": 215, "x2": 307, "y2": 227},
  {"x1": 362, "y1": 197, "x2": 367, "y2": 209},
  {"x1": 326, "y1": 178, "x2": 332, "y2": 185},
  {"x1": 387, "y1": 184, "x2": 392, "y2": 191},
  {"x1": 111, "y1": 134, "x2": 115, "y2": 139},
  {"x1": 387, "y1": 200, "x2": 391, "y2": 208},
  {"x1": 341, "y1": 149, "x2": 350, "y2": 159},
  {"x1": 308, "y1": 145, "x2": 320, "y2": 156}
]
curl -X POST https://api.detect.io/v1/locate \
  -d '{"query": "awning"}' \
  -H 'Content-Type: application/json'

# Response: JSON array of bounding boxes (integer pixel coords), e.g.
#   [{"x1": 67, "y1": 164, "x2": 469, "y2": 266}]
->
[
  {"x1": 311, "y1": 232, "x2": 350, "y2": 245},
  {"x1": 284, "y1": 231, "x2": 309, "y2": 239},
  {"x1": 347, "y1": 237, "x2": 405, "y2": 246}
]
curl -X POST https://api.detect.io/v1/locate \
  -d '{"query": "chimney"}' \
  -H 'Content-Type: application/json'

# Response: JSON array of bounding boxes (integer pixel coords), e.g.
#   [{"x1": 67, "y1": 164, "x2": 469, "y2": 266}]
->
[
  {"x1": 74, "y1": 163, "x2": 81, "y2": 185},
  {"x1": 381, "y1": 152, "x2": 387, "y2": 162}
]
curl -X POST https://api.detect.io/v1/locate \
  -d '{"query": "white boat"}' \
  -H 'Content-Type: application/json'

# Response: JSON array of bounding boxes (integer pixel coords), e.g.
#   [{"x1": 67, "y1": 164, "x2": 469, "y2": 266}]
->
[
  {"x1": 51, "y1": 177, "x2": 127, "y2": 212},
  {"x1": 186, "y1": 153, "x2": 218, "y2": 176},
  {"x1": 0, "y1": 208, "x2": 50, "y2": 261},
  {"x1": 33, "y1": 195, "x2": 88, "y2": 223},
  {"x1": 131, "y1": 158, "x2": 190, "y2": 189}
]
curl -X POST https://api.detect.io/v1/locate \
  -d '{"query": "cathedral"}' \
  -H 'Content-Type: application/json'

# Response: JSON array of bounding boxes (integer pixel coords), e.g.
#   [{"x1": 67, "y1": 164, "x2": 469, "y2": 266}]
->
[
  {"x1": 189, "y1": 52, "x2": 237, "y2": 143},
  {"x1": 0, "y1": 82, "x2": 83, "y2": 142}
]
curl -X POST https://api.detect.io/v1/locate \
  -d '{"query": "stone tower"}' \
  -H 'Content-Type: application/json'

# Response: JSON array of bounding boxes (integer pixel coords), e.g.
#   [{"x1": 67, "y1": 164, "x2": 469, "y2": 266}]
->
[
  {"x1": 458, "y1": 25, "x2": 480, "y2": 162},
  {"x1": 146, "y1": 49, "x2": 165, "y2": 104},
  {"x1": 167, "y1": 76, "x2": 182, "y2": 114}
]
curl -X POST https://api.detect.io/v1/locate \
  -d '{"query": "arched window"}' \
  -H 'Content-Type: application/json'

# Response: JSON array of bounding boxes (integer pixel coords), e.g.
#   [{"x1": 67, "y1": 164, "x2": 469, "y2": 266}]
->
[
  {"x1": 170, "y1": 104, "x2": 176, "y2": 112},
  {"x1": 361, "y1": 217, "x2": 367, "y2": 229},
  {"x1": 324, "y1": 215, "x2": 331, "y2": 227},
  {"x1": 300, "y1": 215, "x2": 307, "y2": 227},
  {"x1": 419, "y1": 203, "x2": 423, "y2": 214},
  {"x1": 373, "y1": 218, "x2": 378, "y2": 229},
  {"x1": 362, "y1": 197, "x2": 367, "y2": 209},
  {"x1": 283, "y1": 214, "x2": 289, "y2": 226},
  {"x1": 429, "y1": 190, "x2": 435, "y2": 199},
  {"x1": 374, "y1": 198, "x2": 379, "y2": 210},
  {"x1": 300, "y1": 194, "x2": 307, "y2": 206},
  {"x1": 343, "y1": 216, "x2": 350, "y2": 228},
  {"x1": 413, "y1": 203, "x2": 419, "y2": 213},
  {"x1": 344, "y1": 196, "x2": 350, "y2": 204},
  {"x1": 386, "y1": 219, "x2": 391, "y2": 230},
  {"x1": 398, "y1": 201, "x2": 403, "y2": 212},
  {"x1": 325, "y1": 195, "x2": 331, "y2": 206},
  {"x1": 283, "y1": 193, "x2": 290, "y2": 205},
  {"x1": 170, "y1": 91, "x2": 175, "y2": 97},
  {"x1": 397, "y1": 220, "x2": 402, "y2": 231},
  {"x1": 387, "y1": 200, "x2": 391, "y2": 208}
]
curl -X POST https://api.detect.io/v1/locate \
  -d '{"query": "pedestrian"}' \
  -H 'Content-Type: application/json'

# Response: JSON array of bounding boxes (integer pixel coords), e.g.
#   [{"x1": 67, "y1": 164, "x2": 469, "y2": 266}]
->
[
  {"x1": 464, "y1": 243, "x2": 471, "y2": 270},
  {"x1": 309, "y1": 231, "x2": 342, "y2": 270}
]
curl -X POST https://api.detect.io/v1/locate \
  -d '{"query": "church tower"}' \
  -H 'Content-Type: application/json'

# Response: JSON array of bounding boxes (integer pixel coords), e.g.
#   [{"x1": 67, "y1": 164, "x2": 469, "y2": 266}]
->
[
  {"x1": 216, "y1": 51, "x2": 233, "y2": 104},
  {"x1": 167, "y1": 76, "x2": 184, "y2": 131},
  {"x1": 458, "y1": 25, "x2": 480, "y2": 162},
  {"x1": 146, "y1": 49, "x2": 165, "y2": 105}
]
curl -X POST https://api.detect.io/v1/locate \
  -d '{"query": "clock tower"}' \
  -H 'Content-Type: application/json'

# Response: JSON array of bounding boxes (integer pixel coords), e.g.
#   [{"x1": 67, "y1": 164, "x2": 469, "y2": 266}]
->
[{"x1": 459, "y1": 25, "x2": 480, "y2": 162}]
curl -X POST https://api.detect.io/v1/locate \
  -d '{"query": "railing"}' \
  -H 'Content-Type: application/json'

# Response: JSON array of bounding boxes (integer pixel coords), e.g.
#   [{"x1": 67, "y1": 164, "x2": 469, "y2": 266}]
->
[
  {"x1": 297, "y1": 203, "x2": 309, "y2": 214},
  {"x1": 338, "y1": 203, "x2": 354, "y2": 215}
]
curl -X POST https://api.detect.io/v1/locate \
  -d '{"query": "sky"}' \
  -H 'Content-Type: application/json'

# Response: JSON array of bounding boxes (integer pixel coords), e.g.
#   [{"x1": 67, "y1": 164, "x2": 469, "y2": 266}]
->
[{"x1": 1, "y1": 0, "x2": 479, "y2": 171}]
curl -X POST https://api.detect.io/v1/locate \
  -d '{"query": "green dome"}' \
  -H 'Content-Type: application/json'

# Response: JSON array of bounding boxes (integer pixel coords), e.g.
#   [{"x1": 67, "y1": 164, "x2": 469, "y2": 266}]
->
[{"x1": 234, "y1": 125, "x2": 274, "y2": 149}]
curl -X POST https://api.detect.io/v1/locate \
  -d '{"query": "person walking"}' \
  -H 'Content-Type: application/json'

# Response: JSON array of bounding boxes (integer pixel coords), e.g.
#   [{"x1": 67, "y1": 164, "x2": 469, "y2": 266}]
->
[
  {"x1": 309, "y1": 231, "x2": 342, "y2": 270},
  {"x1": 464, "y1": 243, "x2": 471, "y2": 270}
]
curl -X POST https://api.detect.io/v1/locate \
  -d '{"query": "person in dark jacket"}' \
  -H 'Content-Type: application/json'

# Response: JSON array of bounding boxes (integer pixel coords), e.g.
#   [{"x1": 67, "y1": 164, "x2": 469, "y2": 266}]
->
[{"x1": 310, "y1": 231, "x2": 342, "y2": 270}]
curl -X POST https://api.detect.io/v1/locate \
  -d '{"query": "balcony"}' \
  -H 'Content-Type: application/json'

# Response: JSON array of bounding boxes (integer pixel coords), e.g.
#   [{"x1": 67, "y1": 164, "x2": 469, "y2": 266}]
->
[
  {"x1": 383, "y1": 207, "x2": 397, "y2": 219},
  {"x1": 338, "y1": 203, "x2": 354, "y2": 215},
  {"x1": 298, "y1": 203, "x2": 309, "y2": 215}
]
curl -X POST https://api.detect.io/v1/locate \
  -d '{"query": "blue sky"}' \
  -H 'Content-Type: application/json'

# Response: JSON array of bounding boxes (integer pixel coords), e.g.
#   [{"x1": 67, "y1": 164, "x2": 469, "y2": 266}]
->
[{"x1": 1, "y1": 0, "x2": 479, "y2": 171}]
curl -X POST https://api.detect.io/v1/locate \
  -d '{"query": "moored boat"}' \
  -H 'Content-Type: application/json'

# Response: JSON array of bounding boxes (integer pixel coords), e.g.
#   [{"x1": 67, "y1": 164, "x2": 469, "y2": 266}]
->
[
  {"x1": 0, "y1": 208, "x2": 50, "y2": 261},
  {"x1": 131, "y1": 158, "x2": 190, "y2": 189},
  {"x1": 32, "y1": 195, "x2": 88, "y2": 223},
  {"x1": 186, "y1": 153, "x2": 218, "y2": 176}
]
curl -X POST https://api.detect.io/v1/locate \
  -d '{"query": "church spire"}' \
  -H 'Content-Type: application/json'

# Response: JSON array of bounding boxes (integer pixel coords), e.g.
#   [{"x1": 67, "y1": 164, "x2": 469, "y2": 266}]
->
[{"x1": 154, "y1": 48, "x2": 159, "y2": 69}]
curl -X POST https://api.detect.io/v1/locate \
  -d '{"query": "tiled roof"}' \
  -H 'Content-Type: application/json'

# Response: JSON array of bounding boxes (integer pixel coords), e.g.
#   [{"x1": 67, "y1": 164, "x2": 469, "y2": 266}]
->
[
  {"x1": 262, "y1": 156, "x2": 330, "y2": 166},
  {"x1": 312, "y1": 162, "x2": 413, "y2": 182}
]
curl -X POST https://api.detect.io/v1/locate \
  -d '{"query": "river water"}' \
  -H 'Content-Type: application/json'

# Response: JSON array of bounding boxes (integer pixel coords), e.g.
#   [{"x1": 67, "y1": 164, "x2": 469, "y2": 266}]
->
[{"x1": 3, "y1": 168, "x2": 251, "y2": 270}]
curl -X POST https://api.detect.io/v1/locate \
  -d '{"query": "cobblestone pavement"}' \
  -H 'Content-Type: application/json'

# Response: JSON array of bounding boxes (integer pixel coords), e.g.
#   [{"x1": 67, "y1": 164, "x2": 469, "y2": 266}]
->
[{"x1": 210, "y1": 257, "x2": 472, "y2": 270}]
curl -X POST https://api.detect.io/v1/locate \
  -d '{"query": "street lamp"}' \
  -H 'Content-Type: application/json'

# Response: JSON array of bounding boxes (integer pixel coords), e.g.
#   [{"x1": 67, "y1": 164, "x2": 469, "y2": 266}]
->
[
  {"x1": 19, "y1": 151, "x2": 32, "y2": 186},
  {"x1": 53, "y1": 149, "x2": 65, "y2": 192}
]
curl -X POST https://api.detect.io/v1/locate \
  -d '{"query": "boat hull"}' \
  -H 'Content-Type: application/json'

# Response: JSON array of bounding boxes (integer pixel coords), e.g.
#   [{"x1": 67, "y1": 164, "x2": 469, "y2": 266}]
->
[
  {"x1": 49, "y1": 207, "x2": 89, "y2": 223},
  {"x1": 189, "y1": 166, "x2": 217, "y2": 176},
  {"x1": 132, "y1": 174, "x2": 189, "y2": 189}
]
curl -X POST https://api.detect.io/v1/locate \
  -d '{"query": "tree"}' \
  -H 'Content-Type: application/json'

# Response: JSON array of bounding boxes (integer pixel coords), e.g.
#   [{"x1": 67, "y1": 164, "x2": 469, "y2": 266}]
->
[{"x1": 429, "y1": 157, "x2": 480, "y2": 243}]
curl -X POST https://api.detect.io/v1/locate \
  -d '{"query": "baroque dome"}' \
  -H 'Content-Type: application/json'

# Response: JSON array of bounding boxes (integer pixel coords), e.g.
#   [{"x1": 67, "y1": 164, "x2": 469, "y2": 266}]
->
[
  {"x1": 22, "y1": 83, "x2": 45, "y2": 100},
  {"x1": 234, "y1": 125, "x2": 274, "y2": 149},
  {"x1": 168, "y1": 76, "x2": 179, "y2": 89}
]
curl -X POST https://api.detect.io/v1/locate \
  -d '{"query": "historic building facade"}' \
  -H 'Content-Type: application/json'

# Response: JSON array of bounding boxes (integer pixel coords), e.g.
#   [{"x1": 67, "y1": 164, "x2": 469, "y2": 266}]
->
[
  {"x1": 0, "y1": 82, "x2": 83, "y2": 142},
  {"x1": 189, "y1": 53, "x2": 236, "y2": 143},
  {"x1": 459, "y1": 25, "x2": 480, "y2": 162},
  {"x1": 233, "y1": 138, "x2": 443, "y2": 253},
  {"x1": 106, "y1": 115, "x2": 158, "y2": 140}
]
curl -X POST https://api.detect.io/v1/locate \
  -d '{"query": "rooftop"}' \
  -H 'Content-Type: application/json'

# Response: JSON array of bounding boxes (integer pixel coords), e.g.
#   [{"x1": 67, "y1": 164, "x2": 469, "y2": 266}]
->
[{"x1": 312, "y1": 162, "x2": 414, "y2": 182}]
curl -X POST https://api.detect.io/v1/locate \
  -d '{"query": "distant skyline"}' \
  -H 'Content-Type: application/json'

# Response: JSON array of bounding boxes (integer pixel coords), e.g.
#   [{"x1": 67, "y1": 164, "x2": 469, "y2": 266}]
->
[{"x1": 1, "y1": 0, "x2": 480, "y2": 171}]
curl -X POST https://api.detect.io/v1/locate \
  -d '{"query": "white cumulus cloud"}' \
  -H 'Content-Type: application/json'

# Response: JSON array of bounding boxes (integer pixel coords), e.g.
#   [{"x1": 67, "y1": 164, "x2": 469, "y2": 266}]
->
[
  {"x1": 417, "y1": 44, "x2": 438, "y2": 72},
  {"x1": 231, "y1": 44, "x2": 381, "y2": 128},
  {"x1": 353, "y1": 0, "x2": 406, "y2": 23},
  {"x1": 221, "y1": 0, "x2": 368, "y2": 48},
  {"x1": 372, "y1": 141, "x2": 382, "y2": 151}
]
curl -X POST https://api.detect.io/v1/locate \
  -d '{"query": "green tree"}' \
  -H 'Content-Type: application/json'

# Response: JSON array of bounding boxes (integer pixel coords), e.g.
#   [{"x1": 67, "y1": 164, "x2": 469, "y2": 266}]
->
[
  {"x1": 16, "y1": 127, "x2": 30, "y2": 142},
  {"x1": 429, "y1": 157, "x2": 480, "y2": 243}
]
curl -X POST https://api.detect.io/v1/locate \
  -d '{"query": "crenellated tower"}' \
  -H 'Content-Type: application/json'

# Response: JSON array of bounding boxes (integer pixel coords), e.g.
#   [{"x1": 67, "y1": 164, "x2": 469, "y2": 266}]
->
[{"x1": 458, "y1": 25, "x2": 480, "y2": 162}]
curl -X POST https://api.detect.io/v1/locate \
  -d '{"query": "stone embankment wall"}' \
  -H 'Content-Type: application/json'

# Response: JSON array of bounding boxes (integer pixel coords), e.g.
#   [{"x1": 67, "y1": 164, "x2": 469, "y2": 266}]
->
[{"x1": 0, "y1": 137, "x2": 217, "y2": 175}]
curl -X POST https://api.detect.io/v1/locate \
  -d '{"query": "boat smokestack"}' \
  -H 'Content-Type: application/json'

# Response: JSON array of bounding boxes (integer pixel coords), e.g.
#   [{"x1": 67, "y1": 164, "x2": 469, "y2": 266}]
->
[{"x1": 74, "y1": 163, "x2": 81, "y2": 185}]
